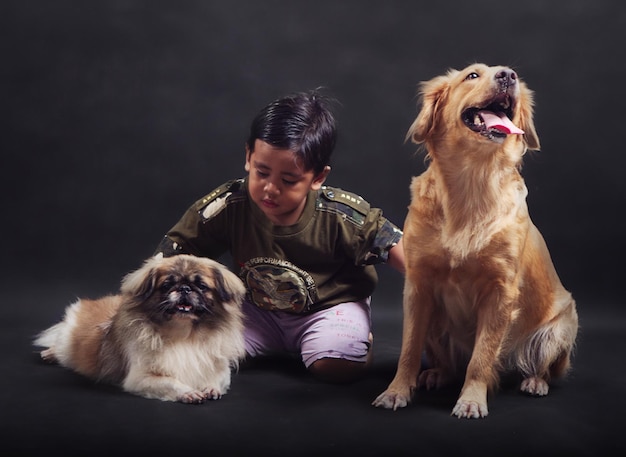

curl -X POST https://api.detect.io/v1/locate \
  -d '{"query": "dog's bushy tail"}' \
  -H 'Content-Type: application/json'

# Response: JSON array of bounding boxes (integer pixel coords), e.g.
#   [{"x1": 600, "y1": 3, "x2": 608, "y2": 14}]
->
[
  {"x1": 33, "y1": 300, "x2": 82, "y2": 366},
  {"x1": 514, "y1": 295, "x2": 578, "y2": 381},
  {"x1": 34, "y1": 321, "x2": 64, "y2": 349}
]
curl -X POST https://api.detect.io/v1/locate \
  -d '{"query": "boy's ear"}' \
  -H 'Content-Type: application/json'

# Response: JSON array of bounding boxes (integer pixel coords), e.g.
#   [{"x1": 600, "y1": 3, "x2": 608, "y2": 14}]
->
[
  {"x1": 311, "y1": 166, "x2": 331, "y2": 190},
  {"x1": 244, "y1": 145, "x2": 251, "y2": 172}
]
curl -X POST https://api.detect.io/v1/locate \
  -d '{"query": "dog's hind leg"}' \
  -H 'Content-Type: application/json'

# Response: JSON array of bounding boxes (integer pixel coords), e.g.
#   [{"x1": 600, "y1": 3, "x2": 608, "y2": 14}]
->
[
  {"x1": 39, "y1": 347, "x2": 59, "y2": 363},
  {"x1": 417, "y1": 336, "x2": 462, "y2": 390}
]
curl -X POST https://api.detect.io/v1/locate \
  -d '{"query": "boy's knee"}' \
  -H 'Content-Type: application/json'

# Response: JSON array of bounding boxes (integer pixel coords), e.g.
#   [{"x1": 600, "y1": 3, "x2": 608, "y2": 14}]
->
[
  {"x1": 306, "y1": 331, "x2": 374, "y2": 383},
  {"x1": 308, "y1": 357, "x2": 369, "y2": 384}
]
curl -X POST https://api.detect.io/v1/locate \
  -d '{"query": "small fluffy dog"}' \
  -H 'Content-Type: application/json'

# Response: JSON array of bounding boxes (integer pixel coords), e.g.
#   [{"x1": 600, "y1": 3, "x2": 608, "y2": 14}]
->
[
  {"x1": 34, "y1": 254, "x2": 246, "y2": 404},
  {"x1": 373, "y1": 63, "x2": 578, "y2": 418}
]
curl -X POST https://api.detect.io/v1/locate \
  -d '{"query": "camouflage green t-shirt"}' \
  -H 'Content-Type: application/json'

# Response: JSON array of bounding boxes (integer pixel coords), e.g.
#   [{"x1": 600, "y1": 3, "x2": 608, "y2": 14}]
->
[{"x1": 155, "y1": 178, "x2": 402, "y2": 314}]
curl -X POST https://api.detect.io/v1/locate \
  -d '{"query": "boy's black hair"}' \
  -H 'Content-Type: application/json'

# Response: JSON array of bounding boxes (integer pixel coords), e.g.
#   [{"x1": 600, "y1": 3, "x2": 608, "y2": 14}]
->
[{"x1": 246, "y1": 90, "x2": 337, "y2": 175}]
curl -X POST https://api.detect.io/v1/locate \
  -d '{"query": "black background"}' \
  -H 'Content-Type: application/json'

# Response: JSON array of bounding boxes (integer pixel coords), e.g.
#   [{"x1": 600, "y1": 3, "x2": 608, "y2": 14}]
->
[{"x1": 2, "y1": 1, "x2": 625, "y2": 456}]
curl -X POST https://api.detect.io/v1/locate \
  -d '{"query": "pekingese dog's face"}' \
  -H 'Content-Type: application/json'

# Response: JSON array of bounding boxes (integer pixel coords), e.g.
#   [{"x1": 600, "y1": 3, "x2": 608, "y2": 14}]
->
[{"x1": 121, "y1": 254, "x2": 243, "y2": 329}]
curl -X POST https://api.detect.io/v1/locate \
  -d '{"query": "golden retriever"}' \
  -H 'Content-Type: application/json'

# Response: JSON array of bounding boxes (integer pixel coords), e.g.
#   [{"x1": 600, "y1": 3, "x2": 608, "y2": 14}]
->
[{"x1": 373, "y1": 63, "x2": 578, "y2": 418}]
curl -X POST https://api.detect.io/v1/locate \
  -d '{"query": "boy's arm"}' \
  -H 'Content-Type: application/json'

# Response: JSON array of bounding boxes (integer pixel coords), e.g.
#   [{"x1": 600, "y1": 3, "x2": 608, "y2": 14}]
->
[{"x1": 386, "y1": 238, "x2": 406, "y2": 275}]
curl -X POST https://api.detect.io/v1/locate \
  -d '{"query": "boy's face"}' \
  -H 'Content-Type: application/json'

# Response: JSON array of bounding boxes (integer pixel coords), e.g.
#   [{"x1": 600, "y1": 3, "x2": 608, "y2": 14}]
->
[{"x1": 245, "y1": 139, "x2": 330, "y2": 226}]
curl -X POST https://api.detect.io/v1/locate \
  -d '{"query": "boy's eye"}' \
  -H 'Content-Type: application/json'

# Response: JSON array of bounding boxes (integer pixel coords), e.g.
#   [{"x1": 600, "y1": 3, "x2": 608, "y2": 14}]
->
[{"x1": 282, "y1": 179, "x2": 297, "y2": 185}]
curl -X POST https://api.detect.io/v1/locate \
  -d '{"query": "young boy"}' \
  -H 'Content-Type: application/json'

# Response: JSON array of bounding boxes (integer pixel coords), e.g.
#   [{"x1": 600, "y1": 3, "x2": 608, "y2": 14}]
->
[{"x1": 155, "y1": 90, "x2": 405, "y2": 383}]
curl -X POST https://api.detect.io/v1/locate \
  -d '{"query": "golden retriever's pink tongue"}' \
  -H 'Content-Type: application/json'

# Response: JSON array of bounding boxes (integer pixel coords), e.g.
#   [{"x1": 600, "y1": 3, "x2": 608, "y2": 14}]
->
[{"x1": 479, "y1": 110, "x2": 524, "y2": 135}]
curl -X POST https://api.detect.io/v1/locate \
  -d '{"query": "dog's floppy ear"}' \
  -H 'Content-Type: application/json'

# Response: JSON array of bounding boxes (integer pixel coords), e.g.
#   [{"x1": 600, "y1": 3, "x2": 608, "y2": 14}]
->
[
  {"x1": 212, "y1": 266, "x2": 246, "y2": 304},
  {"x1": 518, "y1": 82, "x2": 541, "y2": 151},
  {"x1": 406, "y1": 73, "x2": 453, "y2": 144},
  {"x1": 120, "y1": 256, "x2": 161, "y2": 300}
]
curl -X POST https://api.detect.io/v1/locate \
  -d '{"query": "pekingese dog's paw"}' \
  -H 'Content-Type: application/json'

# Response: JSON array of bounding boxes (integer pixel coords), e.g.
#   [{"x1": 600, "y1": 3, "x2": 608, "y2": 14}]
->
[
  {"x1": 202, "y1": 387, "x2": 223, "y2": 400},
  {"x1": 178, "y1": 387, "x2": 223, "y2": 404},
  {"x1": 179, "y1": 390, "x2": 211, "y2": 404},
  {"x1": 39, "y1": 348, "x2": 58, "y2": 363}
]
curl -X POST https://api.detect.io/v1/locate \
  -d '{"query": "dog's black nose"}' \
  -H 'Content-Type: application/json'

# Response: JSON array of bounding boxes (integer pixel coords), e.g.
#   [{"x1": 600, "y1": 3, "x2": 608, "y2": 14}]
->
[
  {"x1": 495, "y1": 69, "x2": 517, "y2": 88},
  {"x1": 179, "y1": 285, "x2": 192, "y2": 294}
]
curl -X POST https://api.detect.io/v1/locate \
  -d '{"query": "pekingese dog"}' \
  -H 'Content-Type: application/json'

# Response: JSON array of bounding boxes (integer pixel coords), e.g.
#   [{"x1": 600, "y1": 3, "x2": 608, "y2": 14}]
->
[
  {"x1": 34, "y1": 254, "x2": 246, "y2": 404},
  {"x1": 373, "y1": 64, "x2": 578, "y2": 418}
]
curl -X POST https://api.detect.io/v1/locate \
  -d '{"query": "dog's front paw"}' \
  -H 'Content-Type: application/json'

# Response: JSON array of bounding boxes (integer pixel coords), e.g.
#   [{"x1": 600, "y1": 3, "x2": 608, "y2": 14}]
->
[
  {"x1": 520, "y1": 377, "x2": 549, "y2": 396},
  {"x1": 201, "y1": 387, "x2": 223, "y2": 400},
  {"x1": 372, "y1": 389, "x2": 412, "y2": 410},
  {"x1": 178, "y1": 390, "x2": 211, "y2": 404},
  {"x1": 451, "y1": 399, "x2": 489, "y2": 419}
]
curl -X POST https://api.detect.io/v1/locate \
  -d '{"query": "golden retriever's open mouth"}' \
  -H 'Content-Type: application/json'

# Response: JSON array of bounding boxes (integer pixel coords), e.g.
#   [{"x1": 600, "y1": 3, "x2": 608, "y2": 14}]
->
[{"x1": 462, "y1": 94, "x2": 524, "y2": 144}]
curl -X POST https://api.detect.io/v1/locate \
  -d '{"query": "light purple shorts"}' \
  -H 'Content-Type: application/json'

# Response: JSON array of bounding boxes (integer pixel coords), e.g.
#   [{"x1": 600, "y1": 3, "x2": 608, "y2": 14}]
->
[{"x1": 243, "y1": 297, "x2": 372, "y2": 368}]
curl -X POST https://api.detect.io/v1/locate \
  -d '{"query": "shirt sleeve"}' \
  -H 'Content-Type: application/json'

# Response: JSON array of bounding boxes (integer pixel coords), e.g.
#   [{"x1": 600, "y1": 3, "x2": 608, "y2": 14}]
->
[
  {"x1": 355, "y1": 208, "x2": 403, "y2": 266},
  {"x1": 153, "y1": 195, "x2": 231, "y2": 259}
]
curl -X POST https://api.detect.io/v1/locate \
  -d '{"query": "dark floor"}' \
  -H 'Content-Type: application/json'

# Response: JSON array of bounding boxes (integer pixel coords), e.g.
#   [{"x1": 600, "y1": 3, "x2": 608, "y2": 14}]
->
[{"x1": 3, "y1": 282, "x2": 624, "y2": 457}]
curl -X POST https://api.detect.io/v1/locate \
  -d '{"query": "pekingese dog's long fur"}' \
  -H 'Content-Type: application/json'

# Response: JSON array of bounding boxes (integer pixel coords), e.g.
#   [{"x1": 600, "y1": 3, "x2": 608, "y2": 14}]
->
[
  {"x1": 34, "y1": 254, "x2": 246, "y2": 404},
  {"x1": 373, "y1": 63, "x2": 578, "y2": 418}
]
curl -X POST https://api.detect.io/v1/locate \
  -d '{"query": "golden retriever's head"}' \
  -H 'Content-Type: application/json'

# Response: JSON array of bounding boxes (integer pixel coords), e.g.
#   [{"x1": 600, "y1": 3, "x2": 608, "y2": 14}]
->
[
  {"x1": 407, "y1": 63, "x2": 540, "y2": 158},
  {"x1": 120, "y1": 254, "x2": 246, "y2": 328}
]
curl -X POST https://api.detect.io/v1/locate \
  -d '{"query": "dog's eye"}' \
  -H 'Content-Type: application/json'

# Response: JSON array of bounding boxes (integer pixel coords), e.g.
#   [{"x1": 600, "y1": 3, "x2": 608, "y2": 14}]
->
[
  {"x1": 194, "y1": 277, "x2": 210, "y2": 291},
  {"x1": 159, "y1": 276, "x2": 176, "y2": 292},
  {"x1": 465, "y1": 72, "x2": 479, "y2": 81}
]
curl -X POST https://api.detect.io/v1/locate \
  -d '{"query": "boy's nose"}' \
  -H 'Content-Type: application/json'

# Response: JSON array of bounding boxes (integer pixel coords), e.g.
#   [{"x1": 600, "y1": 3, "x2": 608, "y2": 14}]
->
[{"x1": 264, "y1": 181, "x2": 279, "y2": 195}]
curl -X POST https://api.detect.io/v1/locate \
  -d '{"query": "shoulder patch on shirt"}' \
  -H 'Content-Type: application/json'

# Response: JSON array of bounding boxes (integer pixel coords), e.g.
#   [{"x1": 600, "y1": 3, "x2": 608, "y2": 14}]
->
[
  {"x1": 196, "y1": 179, "x2": 244, "y2": 221},
  {"x1": 320, "y1": 186, "x2": 370, "y2": 215}
]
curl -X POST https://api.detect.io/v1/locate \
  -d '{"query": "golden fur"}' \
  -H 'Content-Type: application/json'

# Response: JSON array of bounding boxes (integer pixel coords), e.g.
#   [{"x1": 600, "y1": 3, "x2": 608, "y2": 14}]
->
[
  {"x1": 373, "y1": 64, "x2": 578, "y2": 418},
  {"x1": 35, "y1": 254, "x2": 246, "y2": 403}
]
